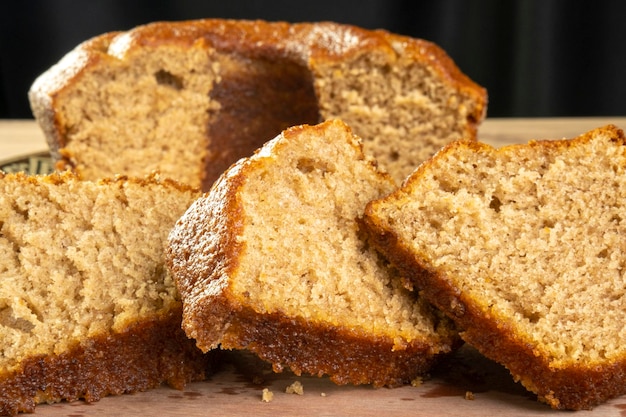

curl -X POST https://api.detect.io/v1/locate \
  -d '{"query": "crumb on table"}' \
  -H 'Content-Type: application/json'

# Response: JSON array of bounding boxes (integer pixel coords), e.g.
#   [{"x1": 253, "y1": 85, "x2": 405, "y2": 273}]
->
[
  {"x1": 410, "y1": 376, "x2": 423, "y2": 387},
  {"x1": 262, "y1": 388, "x2": 274, "y2": 402},
  {"x1": 285, "y1": 380, "x2": 304, "y2": 395}
]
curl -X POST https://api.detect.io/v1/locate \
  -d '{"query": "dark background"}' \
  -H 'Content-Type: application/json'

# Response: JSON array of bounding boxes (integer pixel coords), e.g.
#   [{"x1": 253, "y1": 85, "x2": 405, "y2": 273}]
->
[{"x1": 1, "y1": 0, "x2": 625, "y2": 119}]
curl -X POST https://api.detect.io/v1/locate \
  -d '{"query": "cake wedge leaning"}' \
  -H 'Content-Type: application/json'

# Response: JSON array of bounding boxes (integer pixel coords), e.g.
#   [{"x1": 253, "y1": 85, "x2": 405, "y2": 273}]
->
[
  {"x1": 363, "y1": 124, "x2": 626, "y2": 410},
  {"x1": 166, "y1": 119, "x2": 458, "y2": 387}
]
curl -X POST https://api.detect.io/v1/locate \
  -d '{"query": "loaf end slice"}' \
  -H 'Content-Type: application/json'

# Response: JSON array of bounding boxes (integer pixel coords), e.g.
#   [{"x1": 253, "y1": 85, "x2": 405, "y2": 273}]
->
[
  {"x1": 363, "y1": 125, "x2": 626, "y2": 409},
  {"x1": 166, "y1": 119, "x2": 458, "y2": 387}
]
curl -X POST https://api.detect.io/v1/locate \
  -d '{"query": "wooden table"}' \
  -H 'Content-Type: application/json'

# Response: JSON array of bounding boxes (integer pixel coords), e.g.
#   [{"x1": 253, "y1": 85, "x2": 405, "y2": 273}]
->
[{"x1": 1, "y1": 118, "x2": 626, "y2": 416}]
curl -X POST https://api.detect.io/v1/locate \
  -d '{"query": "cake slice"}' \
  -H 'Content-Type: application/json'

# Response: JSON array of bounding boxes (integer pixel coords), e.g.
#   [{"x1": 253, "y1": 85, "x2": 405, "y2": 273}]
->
[
  {"x1": 363, "y1": 125, "x2": 626, "y2": 409},
  {"x1": 0, "y1": 172, "x2": 214, "y2": 416},
  {"x1": 166, "y1": 119, "x2": 458, "y2": 387}
]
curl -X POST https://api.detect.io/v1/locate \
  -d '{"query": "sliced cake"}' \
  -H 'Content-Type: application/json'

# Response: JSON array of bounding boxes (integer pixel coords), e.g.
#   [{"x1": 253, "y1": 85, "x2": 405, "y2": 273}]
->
[
  {"x1": 0, "y1": 172, "x2": 213, "y2": 415},
  {"x1": 363, "y1": 125, "x2": 626, "y2": 409},
  {"x1": 166, "y1": 119, "x2": 458, "y2": 387}
]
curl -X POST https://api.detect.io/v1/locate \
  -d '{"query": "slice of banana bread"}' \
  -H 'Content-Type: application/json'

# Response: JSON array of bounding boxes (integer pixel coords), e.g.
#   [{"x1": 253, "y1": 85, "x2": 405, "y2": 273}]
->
[
  {"x1": 363, "y1": 124, "x2": 626, "y2": 409},
  {"x1": 0, "y1": 172, "x2": 213, "y2": 416},
  {"x1": 166, "y1": 119, "x2": 458, "y2": 387}
]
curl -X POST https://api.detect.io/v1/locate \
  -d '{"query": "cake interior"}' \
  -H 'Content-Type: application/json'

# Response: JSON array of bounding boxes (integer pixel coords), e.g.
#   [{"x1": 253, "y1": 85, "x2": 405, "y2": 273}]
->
[
  {"x1": 0, "y1": 174, "x2": 196, "y2": 374},
  {"x1": 374, "y1": 131, "x2": 626, "y2": 366},
  {"x1": 231, "y1": 121, "x2": 447, "y2": 344}
]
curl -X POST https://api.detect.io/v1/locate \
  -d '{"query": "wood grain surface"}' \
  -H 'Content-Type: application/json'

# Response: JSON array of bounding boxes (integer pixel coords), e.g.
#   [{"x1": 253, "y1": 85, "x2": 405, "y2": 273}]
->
[{"x1": 1, "y1": 118, "x2": 626, "y2": 416}]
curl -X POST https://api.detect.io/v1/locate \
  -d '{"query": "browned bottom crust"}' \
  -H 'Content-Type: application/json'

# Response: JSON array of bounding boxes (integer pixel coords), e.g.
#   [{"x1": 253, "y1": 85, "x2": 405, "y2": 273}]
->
[
  {"x1": 189, "y1": 301, "x2": 456, "y2": 388},
  {"x1": 363, "y1": 227, "x2": 626, "y2": 410},
  {"x1": 0, "y1": 307, "x2": 217, "y2": 416}
]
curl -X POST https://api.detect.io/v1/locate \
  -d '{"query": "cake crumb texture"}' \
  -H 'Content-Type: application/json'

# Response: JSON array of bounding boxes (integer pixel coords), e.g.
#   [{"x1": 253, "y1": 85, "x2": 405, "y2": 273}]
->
[{"x1": 0, "y1": 172, "x2": 212, "y2": 416}]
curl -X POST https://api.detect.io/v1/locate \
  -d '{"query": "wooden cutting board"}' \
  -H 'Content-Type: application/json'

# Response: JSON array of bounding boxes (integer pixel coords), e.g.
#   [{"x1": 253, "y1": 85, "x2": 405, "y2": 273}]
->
[{"x1": 1, "y1": 118, "x2": 626, "y2": 416}]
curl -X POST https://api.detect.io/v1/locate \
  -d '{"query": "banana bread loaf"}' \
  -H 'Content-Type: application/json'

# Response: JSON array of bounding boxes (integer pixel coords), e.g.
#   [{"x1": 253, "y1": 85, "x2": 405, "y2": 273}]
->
[
  {"x1": 28, "y1": 19, "x2": 486, "y2": 189},
  {"x1": 0, "y1": 172, "x2": 213, "y2": 416},
  {"x1": 363, "y1": 125, "x2": 626, "y2": 409},
  {"x1": 166, "y1": 119, "x2": 458, "y2": 387}
]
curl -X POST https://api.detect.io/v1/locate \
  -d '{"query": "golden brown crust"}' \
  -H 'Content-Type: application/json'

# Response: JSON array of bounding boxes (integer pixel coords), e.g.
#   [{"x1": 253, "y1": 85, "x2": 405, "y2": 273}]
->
[
  {"x1": 167, "y1": 152, "x2": 247, "y2": 347},
  {"x1": 0, "y1": 307, "x2": 216, "y2": 416},
  {"x1": 362, "y1": 125, "x2": 626, "y2": 410},
  {"x1": 211, "y1": 299, "x2": 451, "y2": 387}
]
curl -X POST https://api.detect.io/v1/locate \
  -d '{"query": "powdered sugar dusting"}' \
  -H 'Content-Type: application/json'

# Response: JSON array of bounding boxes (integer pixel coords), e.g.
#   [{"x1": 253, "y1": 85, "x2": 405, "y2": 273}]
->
[{"x1": 302, "y1": 24, "x2": 363, "y2": 56}]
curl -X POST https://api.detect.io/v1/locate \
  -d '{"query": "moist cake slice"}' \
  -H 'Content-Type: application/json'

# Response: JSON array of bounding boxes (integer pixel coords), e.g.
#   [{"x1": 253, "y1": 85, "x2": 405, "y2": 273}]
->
[
  {"x1": 166, "y1": 119, "x2": 458, "y2": 387},
  {"x1": 0, "y1": 172, "x2": 214, "y2": 416},
  {"x1": 363, "y1": 125, "x2": 626, "y2": 409}
]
